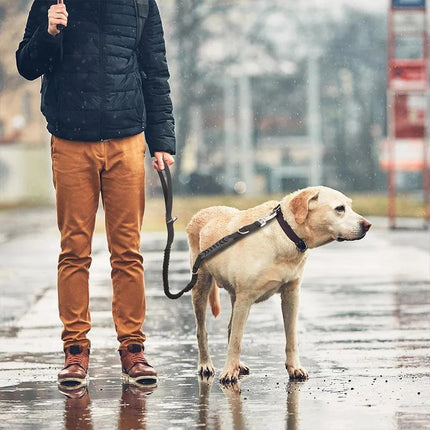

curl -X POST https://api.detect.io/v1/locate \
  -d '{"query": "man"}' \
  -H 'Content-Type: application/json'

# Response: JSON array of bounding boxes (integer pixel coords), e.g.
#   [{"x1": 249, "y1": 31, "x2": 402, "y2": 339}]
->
[{"x1": 16, "y1": 0, "x2": 175, "y2": 388}]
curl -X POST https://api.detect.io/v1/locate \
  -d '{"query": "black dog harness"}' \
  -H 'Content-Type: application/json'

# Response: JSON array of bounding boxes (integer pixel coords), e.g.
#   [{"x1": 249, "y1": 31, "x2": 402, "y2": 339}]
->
[{"x1": 158, "y1": 165, "x2": 307, "y2": 300}]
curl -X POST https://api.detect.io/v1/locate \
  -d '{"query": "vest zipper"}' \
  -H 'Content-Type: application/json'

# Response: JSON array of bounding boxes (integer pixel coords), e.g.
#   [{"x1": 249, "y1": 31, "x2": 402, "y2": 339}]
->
[
  {"x1": 99, "y1": 0, "x2": 106, "y2": 140},
  {"x1": 133, "y1": 0, "x2": 140, "y2": 51}
]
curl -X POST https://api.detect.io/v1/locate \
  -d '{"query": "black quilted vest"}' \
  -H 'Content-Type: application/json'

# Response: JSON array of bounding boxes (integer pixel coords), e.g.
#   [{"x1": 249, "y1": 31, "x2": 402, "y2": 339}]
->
[{"x1": 41, "y1": 0, "x2": 149, "y2": 141}]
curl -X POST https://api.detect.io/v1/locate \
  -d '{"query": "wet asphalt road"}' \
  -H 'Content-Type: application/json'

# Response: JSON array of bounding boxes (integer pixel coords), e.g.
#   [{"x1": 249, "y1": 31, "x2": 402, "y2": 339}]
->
[{"x1": 0, "y1": 208, "x2": 429, "y2": 429}]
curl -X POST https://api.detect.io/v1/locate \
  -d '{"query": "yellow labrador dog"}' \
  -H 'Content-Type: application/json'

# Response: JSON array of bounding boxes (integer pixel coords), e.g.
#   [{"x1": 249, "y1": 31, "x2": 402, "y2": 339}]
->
[{"x1": 186, "y1": 186, "x2": 371, "y2": 383}]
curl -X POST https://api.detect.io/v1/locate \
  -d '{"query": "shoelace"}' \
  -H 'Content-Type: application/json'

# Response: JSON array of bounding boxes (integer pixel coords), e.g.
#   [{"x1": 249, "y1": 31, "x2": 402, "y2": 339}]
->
[
  {"x1": 66, "y1": 352, "x2": 88, "y2": 368},
  {"x1": 128, "y1": 351, "x2": 149, "y2": 366}
]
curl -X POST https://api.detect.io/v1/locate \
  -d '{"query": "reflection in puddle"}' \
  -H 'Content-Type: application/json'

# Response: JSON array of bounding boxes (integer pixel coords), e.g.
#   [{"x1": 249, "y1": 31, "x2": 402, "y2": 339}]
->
[
  {"x1": 196, "y1": 375, "x2": 301, "y2": 430},
  {"x1": 60, "y1": 386, "x2": 93, "y2": 430},
  {"x1": 59, "y1": 384, "x2": 155, "y2": 430},
  {"x1": 55, "y1": 374, "x2": 304, "y2": 429},
  {"x1": 286, "y1": 382, "x2": 301, "y2": 430},
  {"x1": 220, "y1": 380, "x2": 247, "y2": 430},
  {"x1": 118, "y1": 385, "x2": 153, "y2": 429}
]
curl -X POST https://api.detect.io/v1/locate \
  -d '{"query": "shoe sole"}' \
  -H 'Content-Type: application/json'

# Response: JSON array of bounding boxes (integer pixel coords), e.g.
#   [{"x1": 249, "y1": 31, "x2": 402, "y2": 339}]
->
[
  {"x1": 121, "y1": 372, "x2": 157, "y2": 387},
  {"x1": 57, "y1": 374, "x2": 89, "y2": 390}
]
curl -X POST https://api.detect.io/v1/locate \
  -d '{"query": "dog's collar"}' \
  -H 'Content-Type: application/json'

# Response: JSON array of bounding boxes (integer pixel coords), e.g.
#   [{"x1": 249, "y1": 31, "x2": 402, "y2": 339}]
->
[{"x1": 274, "y1": 205, "x2": 308, "y2": 253}]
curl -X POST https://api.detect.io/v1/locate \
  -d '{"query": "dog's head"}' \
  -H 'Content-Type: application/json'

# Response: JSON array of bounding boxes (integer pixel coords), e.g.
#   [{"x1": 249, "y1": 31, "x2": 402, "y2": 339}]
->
[{"x1": 287, "y1": 186, "x2": 371, "y2": 248}]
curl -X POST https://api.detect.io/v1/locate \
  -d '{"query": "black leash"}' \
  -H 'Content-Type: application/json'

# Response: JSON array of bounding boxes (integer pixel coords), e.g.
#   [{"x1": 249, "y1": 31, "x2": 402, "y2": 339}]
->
[
  {"x1": 158, "y1": 165, "x2": 307, "y2": 299},
  {"x1": 157, "y1": 164, "x2": 182, "y2": 299}
]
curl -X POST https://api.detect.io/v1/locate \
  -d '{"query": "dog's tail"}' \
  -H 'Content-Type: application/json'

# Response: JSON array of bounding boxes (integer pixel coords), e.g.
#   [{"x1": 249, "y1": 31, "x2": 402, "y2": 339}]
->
[{"x1": 209, "y1": 279, "x2": 221, "y2": 318}]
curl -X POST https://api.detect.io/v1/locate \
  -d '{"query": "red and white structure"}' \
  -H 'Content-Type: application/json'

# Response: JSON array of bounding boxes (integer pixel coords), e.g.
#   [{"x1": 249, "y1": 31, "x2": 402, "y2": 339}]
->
[{"x1": 385, "y1": 0, "x2": 429, "y2": 228}]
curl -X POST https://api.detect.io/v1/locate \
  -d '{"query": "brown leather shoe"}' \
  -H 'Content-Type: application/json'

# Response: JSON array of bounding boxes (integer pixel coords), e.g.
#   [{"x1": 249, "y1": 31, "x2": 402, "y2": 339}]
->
[
  {"x1": 119, "y1": 344, "x2": 157, "y2": 387},
  {"x1": 58, "y1": 345, "x2": 90, "y2": 389}
]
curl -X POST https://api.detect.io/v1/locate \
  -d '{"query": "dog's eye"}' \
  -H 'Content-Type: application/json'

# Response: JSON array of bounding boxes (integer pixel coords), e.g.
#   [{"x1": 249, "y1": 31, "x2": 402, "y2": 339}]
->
[{"x1": 335, "y1": 205, "x2": 345, "y2": 213}]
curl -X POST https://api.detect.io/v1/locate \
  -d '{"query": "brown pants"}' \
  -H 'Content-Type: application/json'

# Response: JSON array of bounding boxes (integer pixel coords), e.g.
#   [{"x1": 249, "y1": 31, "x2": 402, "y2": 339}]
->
[{"x1": 51, "y1": 134, "x2": 146, "y2": 351}]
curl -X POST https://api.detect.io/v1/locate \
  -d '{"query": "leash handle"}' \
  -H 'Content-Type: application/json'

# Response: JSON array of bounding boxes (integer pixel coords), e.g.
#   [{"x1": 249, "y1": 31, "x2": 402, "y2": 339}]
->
[{"x1": 158, "y1": 165, "x2": 197, "y2": 299}]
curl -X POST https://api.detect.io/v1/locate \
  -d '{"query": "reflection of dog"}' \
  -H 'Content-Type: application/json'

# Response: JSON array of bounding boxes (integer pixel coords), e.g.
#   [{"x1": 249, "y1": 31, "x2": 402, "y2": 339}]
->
[{"x1": 187, "y1": 187, "x2": 371, "y2": 383}]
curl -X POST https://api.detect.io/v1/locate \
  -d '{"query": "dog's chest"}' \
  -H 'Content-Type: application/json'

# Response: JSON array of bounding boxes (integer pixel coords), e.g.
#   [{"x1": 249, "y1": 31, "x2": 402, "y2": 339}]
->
[
  {"x1": 254, "y1": 283, "x2": 282, "y2": 303},
  {"x1": 252, "y1": 261, "x2": 305, "y2": 303}
]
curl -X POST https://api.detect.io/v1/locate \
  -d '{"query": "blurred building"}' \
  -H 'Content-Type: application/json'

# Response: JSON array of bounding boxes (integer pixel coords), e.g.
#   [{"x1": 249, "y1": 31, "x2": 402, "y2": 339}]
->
[
  {"x1": 0, "y1": 0, "x2": 47, "y2": 145},
  {"x1": 0, "y1": 0, "x2": 53, "y2": 206}
]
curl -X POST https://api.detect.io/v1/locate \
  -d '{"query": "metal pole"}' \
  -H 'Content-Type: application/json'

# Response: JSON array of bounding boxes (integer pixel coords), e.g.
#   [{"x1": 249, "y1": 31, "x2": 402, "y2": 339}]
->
[
  {"x1": 239, "y1": 74, "x2": 254, "y2": 194},
  {"x1": 307, "y1": 54, "x2": 322, "y2": 186},
  {"x1": 387, "y1": 90, "x2": 397, "y2": 229},
  {"x1": 423, "y1": 9, "x2": 430, "y2": 227},
  {"x1": 192, "y1": 105, "x2": 204, "y2": 171},
  {"x1": 387, "y1": 4, "x2": 396, "y2": 229},
  {"x1": 223, "y1": 76, "x2": 236, "y2": 193}
]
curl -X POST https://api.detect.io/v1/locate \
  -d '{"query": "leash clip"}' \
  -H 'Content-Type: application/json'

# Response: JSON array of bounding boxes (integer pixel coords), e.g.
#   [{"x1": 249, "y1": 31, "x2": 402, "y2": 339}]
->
[{"x1": 257, "y1": 206, "x2": 280, "y2": 227}]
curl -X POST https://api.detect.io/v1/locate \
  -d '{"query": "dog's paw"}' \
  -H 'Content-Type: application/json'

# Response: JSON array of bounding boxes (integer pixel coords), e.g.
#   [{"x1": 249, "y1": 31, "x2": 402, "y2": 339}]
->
[
  {"x1": 238, "y1": 362, "x2": 250, "y2": 376},
  {"x1": 286, "y1": 365, "x2": 309, "y2": 381},
  {"x1": 198, "y1": 362, "x2": 215, "y2": 377},
  {"x1": 219, "y1": 366, "x2": 240, "y2": 384}
]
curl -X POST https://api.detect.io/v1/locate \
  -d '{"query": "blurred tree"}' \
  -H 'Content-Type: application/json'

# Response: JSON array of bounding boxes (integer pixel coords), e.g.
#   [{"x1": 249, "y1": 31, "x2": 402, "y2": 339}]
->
[
  {"x1": 320, "y1": 9, "x2": 386, "y2": 191},
  {"x1": 171, "y1": 0, "x2": 210, "y2": 190}
]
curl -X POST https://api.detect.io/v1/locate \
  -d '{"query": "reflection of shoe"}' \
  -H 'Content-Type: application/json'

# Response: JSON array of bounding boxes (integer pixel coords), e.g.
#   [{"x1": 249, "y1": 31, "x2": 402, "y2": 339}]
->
[
  {"x1": 119, "y1": 385, "x2": 151, "y2": 428},
  {"x1": 119, "y1": 344, "x2": 157, "y2": 387},
  {"x1": 60, "y1": 386, "x2": 93, "y2": 430},
  {"x1": 122, "y1": 385, "x2": 154, "y2": 403},
  {"x1": 58, "y1": 385, "x2": 89, "y2": 400},
  {"x1": 58, "y1": 345, "x2": 90, "y2": 390}
]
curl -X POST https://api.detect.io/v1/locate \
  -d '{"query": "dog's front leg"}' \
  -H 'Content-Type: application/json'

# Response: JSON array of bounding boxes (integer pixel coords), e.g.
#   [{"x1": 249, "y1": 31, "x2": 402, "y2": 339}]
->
[
  {"x1": 220, "y1": 295, "x2": 251, "y2": 384},
  {"x1": 281, "y1": 280, "x2": 308, "y2": 380}
]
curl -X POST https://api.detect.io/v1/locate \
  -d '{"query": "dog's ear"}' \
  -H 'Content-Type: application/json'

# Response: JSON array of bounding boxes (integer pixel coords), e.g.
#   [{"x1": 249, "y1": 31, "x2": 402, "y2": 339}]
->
[{"x1": 289, "y1": 189, "x2": 319, "y2": 224}]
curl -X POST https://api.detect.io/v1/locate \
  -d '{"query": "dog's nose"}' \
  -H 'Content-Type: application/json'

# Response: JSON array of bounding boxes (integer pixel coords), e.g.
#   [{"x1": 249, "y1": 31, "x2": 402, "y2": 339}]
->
[{"x1": 361, "y1": 218, "x2": 372, "y2": 232}]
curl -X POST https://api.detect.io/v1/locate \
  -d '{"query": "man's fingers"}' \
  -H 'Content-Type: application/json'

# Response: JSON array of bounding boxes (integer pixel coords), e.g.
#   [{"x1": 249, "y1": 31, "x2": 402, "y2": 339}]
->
[
  {"x1": 49, "y1": 5, "x2": 68, "y2": 17},
  {"x1": 48, "y1": 12, "x2": 68, "y2": 21},
  {"x1": 50, "y1": 18, "x2": 68, "y2": 25},
  {"x1": 49, "y1": 4, "x2": 68, "y2": 13},
  {"x1": 152, "y1": 152, "x2": 174, "y2": 171},
  {"x1": 48, "y1": 4, "x2": 68, "y2": 34},
  {"x1": 152, "y1": 156, "x2": 164, "y2": 172},
  {"x1": 164, "y1": 155, "x2": 175, "y2": 166}
]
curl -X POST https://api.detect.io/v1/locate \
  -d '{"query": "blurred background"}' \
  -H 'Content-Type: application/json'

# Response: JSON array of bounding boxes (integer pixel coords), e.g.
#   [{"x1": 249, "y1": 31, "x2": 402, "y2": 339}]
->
[{"x1": 0, "y1": 0, "x2": 428, "y2": 227}]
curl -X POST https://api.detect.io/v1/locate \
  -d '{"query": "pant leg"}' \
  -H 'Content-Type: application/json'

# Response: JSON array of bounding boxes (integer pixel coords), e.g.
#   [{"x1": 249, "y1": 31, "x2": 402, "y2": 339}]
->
[
  {"x1": 51, "y1": 135, "x2": 103, "y2": 350},
  {"x1": 101, "y1": 134, "x2": 146, "y2": 349}
]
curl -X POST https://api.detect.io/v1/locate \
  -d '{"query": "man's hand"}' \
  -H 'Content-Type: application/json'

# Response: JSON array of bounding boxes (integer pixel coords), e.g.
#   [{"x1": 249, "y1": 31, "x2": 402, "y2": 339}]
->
[
  {"x1": 47, "y1": 3, "x2": 68, "y2": 36},
  {"x1": 152, "y1": 152, "x2": 174, "y2": 172}
]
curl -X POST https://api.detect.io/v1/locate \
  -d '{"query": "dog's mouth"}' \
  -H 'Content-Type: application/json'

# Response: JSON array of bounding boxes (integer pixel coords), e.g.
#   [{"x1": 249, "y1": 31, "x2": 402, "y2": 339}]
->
[{"x1": 336, "y1": 233, "x2": 366, "y2": 242}]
